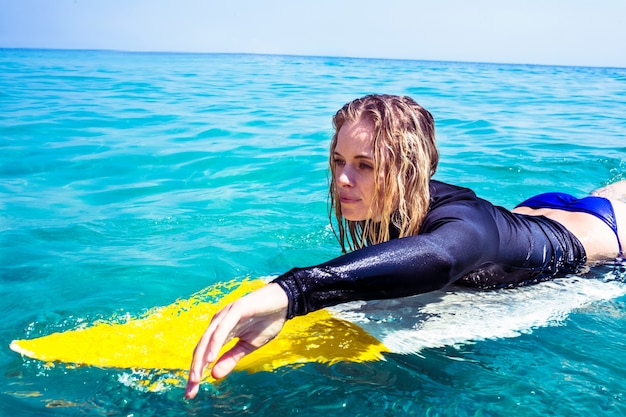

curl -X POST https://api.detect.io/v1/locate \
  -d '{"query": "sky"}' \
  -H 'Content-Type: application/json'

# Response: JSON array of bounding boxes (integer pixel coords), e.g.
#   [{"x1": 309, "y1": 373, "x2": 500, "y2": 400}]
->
[{"x1": 1, "y1": 0, "x2": 625, "y2": 68}]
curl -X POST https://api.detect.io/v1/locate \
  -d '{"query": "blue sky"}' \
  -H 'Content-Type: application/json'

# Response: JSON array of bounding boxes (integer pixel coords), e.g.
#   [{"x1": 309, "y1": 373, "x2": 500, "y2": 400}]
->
[{"x1": 1, "y1": 0, "x2": 625, "y2": 68}]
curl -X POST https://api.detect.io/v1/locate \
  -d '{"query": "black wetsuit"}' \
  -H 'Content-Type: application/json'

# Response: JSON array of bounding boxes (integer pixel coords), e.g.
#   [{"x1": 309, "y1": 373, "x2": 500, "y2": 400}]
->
[{"x1": 273, "y1": 180, "x2": 587, "y2": 319}]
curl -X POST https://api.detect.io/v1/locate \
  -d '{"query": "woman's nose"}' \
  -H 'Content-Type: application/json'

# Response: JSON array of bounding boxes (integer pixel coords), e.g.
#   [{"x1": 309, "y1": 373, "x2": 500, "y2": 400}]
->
[{"x1": 337, "y1": 166, "x2": 353, "y2": 187}]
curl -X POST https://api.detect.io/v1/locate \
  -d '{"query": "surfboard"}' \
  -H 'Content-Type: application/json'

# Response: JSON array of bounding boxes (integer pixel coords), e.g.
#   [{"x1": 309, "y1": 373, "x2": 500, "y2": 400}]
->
[
  {"x1": 10, "y1": 275, "x2": 626, "y2": 391},
  {"x1": 9, "y1": 278, "x2": 389, "y2": 391}
]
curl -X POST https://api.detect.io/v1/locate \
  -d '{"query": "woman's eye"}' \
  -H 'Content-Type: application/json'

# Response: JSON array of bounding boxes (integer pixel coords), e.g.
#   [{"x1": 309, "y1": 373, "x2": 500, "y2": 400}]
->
[
  {"x1": 359, "y1": 163, "x2": 373, "y2": 170},
  {"x1": 334, "y1": 158, "x2": 345, "y2": 166}
]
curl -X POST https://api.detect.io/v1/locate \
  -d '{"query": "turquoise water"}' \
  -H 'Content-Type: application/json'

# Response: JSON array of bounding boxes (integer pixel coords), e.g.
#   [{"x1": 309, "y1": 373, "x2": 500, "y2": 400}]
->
[{"x1": 1, "y1": 49, "x2": 626, "y2": 416}]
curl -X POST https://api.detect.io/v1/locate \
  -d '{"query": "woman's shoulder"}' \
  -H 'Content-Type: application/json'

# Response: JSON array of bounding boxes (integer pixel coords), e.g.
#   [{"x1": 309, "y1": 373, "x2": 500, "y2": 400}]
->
[
  {"x1": 429, "y1": 180, "x2": 481, "y2": 207},
  {"x1": 423, "y1": 180, "x2": 509, "y2": 236}
]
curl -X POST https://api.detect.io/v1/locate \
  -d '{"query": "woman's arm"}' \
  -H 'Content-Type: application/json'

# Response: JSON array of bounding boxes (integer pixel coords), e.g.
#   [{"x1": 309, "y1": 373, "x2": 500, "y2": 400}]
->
[
  {"x1": 185, "y1": 215, "x2": 492, "y2": 397},
  {"x1": 274, "y1": 217, "x2": 492, "y2": 318}
]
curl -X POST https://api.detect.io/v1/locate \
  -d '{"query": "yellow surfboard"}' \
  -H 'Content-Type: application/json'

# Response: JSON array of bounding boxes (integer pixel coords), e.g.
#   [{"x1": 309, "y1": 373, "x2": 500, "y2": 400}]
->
[
  {"x1": 11, "y1": 275, "x2": 624, "y2": 392},
  {"x1": 10, "y1": 279, "x2": 389, "y2": 389}
]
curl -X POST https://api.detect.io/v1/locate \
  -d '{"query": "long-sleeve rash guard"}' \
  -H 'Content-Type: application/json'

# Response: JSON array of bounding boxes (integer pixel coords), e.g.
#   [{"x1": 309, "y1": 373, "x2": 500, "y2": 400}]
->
[{"x1": 272, "y1": 180, "x2": 587, "y2": 319}]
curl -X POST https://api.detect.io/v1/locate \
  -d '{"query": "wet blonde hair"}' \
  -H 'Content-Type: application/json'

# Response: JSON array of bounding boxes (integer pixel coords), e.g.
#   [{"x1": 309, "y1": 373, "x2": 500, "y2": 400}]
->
[{"x1": 329, "y1": 94, "x2": 439, "y2": 252}]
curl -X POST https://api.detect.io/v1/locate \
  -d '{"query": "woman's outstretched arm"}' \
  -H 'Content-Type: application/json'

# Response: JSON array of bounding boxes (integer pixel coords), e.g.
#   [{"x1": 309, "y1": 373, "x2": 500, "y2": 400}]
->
[{"x1": 184, "y1": 206, "x2": 492, "y2": 398}]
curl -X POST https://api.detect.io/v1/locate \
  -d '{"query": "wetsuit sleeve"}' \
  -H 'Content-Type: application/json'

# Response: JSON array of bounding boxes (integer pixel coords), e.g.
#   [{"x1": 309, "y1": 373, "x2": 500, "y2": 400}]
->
[{"x1": 272, "y1": 209, "x2": 497, "y2": 318}]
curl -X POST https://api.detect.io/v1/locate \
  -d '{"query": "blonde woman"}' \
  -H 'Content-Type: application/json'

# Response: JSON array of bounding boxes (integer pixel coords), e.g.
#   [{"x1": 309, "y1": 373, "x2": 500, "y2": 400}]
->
[{"x1": 185, "y1": 94, "x2": 625, "y2": 399}]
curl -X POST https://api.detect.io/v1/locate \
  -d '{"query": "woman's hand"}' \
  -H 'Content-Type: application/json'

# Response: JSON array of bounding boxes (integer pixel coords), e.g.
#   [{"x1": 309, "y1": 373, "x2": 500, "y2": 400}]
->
[{"x1": 184, "y1": 283, "x2": 289, "y2": 399}]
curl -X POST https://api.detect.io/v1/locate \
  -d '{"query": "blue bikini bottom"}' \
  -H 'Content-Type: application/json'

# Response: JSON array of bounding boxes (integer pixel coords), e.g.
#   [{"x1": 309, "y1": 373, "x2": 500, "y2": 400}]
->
[{"x1": 516, "y1": 192, "x2": 623, "y2": 258}]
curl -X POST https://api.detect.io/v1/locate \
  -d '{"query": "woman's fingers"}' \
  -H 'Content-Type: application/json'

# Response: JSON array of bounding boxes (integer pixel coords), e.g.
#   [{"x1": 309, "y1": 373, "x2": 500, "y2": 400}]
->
[
  {"x1": 184, "y1": 377, "x2": 201, "y2": 399},
  {"x1": 184, "y1": 283, "x2": 289, "y2": 399},
  {"x1": 210, "y1": 339, "x2": 257, "y2": 379},
  {"x1": 184, "y1": 305, "x2": 238, "y2": 399}
]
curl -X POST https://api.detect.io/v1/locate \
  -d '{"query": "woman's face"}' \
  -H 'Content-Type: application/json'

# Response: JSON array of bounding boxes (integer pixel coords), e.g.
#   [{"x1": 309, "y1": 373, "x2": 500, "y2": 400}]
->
[{"x1": 333, "y1": 119, "x2": 379, "y2": 221}]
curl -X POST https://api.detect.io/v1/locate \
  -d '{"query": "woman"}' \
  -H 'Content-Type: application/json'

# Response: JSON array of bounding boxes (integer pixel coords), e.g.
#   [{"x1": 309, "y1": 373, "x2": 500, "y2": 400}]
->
[{"x1": 184, "y1": 94, "x2": 625, "y2": 399}]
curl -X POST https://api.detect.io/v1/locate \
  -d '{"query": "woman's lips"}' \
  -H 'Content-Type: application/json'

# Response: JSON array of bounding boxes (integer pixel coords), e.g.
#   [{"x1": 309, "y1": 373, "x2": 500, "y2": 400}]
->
[{"x1": 339, "y1": 195, "x2": 360, "y2": 204}]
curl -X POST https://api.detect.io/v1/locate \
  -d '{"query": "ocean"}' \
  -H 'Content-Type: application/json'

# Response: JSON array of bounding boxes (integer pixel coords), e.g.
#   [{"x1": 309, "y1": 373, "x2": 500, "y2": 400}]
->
[{"x1": 1, "y1": 48, "x2": 625, "y2": 416}]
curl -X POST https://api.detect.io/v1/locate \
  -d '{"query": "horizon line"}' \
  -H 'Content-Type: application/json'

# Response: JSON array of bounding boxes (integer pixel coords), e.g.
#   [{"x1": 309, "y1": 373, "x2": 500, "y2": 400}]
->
[{"x1": 2, "y1": 46, "x2": 624, "y2": 71}]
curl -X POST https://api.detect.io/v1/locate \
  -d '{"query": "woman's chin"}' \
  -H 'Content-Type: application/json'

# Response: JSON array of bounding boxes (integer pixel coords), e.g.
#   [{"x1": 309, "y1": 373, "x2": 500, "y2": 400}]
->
[
  {"x1": 341, "y1": 212, "x2": 360, "y2": 222},
  {"x1": 340, "y1": 205, "x2": 377, "y2": 222},
  {"x1": 342, "y1": 212, "x2": 368, "y2": 222}
]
